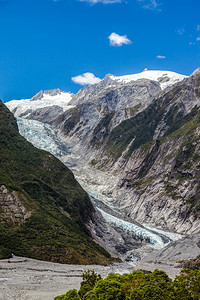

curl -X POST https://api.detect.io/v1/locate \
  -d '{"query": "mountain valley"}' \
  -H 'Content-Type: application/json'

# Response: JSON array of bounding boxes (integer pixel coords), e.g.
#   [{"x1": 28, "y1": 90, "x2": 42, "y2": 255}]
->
[{"x1": 5, "y1": 69, "x2": 200, "y2": 265}]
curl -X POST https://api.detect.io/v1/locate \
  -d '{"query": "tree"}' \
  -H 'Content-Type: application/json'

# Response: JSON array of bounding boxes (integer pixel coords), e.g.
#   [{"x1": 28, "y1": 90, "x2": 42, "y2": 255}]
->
[
  {"x1": 173, "y1": 269, "x2": 200, "y2": 299},
  {"x1": 78, "y1": 270, "x2": 101, "y2": 299},
  {"x1": 64, "y1": 289, "x2": 80, "y2": 300},
  {"x1": 130, "y1": 284, "x2": 166, "y2": 299},
  {"x1": 84, "y1": 278, "x2": 125, "y2": 300}
]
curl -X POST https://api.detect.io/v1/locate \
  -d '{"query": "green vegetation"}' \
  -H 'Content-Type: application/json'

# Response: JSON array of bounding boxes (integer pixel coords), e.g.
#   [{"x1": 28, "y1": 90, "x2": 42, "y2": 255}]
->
[
  {"x1": 90, "y1": 159, "x2": 98, "y2": 166},
  {"x1": 125, "y1": 104, "x2": 141, "y2": 117},
  {"x1": 79, "y1": 270, "x2": 102, "y2": 298},
  {"x1": 55, "y1": 268, "x2": 200, "y2": 300},
  {"x1": 163, "y1": 106, "x2": 199, "y2": 138},
  {"x1": 101, "y1": 105, "x2": 159, "y2": 161},
  {"x1": 0, "y1": 100, "x2": 111, "y2": 264}
]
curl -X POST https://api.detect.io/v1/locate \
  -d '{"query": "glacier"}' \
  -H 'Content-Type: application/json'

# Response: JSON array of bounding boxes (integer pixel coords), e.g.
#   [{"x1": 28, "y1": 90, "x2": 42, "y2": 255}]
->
[
  {"x1": 16, "y1": 116, "x2": 183, "y2": 253},
  {"x1": 17, "y1": 118, "x2": 69, "y2": 157},
  {"x1": 98, "y1": 208, "x2": 166, "y2": 249}
]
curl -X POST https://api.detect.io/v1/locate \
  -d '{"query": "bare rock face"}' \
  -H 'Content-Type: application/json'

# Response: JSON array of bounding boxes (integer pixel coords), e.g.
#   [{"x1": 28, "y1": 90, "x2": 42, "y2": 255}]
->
[
  {"x1": 0, "y1": 185, "x2": 31, "y2": 225},
  {"x1": 53, "y1": 79, "x2": 161, "y2": 152},
  {"x1": 90, "y1": 70, "x2": 200, "y2": 234},
  {"x1": 66, "y1": 69, "x2": 200, "y2": 235},
  {"x1": 26, "y1": 105, "x2": 63, "y2": 123},
  {"x1": 69, "y1": 74, "x2": 119, "y2": 106}
]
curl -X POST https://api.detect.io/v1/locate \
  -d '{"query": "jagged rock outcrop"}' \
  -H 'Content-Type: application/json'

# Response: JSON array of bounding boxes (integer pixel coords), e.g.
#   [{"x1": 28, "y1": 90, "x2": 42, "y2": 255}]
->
[
  {"x1": 0, "y1": 185, "x2": 31, "y2": 225},
  {"x1": 31, "y1": 88, "x2": 65, "y2": 101},
  {"x1": 26, "y1": 105, "x2": 64, "y2": 123}
]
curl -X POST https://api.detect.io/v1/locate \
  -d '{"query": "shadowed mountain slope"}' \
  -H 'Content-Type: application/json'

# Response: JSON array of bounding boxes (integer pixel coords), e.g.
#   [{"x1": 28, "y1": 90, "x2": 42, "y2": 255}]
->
[{"x1": 0, "y1": 100, "x2": 111, "y2": 264}]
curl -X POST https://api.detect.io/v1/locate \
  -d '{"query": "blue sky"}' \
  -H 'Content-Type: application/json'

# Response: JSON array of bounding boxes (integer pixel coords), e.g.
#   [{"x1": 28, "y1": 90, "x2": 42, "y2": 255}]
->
[{"x1": 0, "y1": 0, "x2": 200, "y2": 102}]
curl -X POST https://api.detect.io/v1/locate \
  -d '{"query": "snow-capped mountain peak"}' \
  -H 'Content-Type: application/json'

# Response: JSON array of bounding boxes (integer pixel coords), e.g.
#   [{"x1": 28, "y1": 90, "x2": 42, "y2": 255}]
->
[
  {"x1": 6, "y1": 89, "x2": 74, "y2": 119},
  {"x1": 109, "y1": 70, "x2": 187, "y2": 90},
  {"x1": 30, "y1": 88, "x2": 72, "y2": 102}
]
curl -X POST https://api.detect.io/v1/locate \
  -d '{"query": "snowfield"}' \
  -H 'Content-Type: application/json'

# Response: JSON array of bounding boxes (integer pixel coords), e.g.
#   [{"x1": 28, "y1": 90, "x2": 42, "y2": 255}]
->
[
  {"x1": 6, "y1": 90, "x2": 74, "y2": 118},
  {"x1": 110, "y1": 70, "x2": 187, "y2": 90}
]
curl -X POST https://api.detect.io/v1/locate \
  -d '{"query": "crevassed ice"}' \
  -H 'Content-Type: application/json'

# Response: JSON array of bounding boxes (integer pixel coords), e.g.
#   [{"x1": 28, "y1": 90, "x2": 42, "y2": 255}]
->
[
  {"x1": 98, "y1": 208, "x2": 166, "y2": 249},
  {"x1": 17, "y1": 118, "x2": 67, "y2": 157},
  {"x1": 143, "y1": 224, "x2": 183, "y2": 242}
]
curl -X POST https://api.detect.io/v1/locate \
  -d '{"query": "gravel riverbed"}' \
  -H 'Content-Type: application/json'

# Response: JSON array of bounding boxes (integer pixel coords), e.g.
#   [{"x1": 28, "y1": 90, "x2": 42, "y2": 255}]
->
[{"x1": 0, "y1": 256, "x2": 181, "y2": 300}]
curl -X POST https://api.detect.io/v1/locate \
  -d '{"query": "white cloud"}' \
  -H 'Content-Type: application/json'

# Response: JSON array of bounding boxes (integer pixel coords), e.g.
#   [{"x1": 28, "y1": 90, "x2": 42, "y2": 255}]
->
[
  {"x1": 79, "y1": 0, "x2": 122, "y2": 4},
  {"x1": 176, "y1": 28, "x2": 185, "y2": 35},
  {"x1": 137, "y1": 0, "x2": 160, "y2": 10},
  {"x1": 108, "y1": 32, "x2": 132, "y2": 47},
  {"x1": 79, "y1": 0, "x2": 161, "y2": 9},
  {"x1": 197, "y1": 37, "x2": 200, "y2": 42},
  {"x1": 157, "y1": 55, "x2": 166, "y2": 59},
  {"x1": 72, "y1": 72, "x2": 101, "y2": 85}
]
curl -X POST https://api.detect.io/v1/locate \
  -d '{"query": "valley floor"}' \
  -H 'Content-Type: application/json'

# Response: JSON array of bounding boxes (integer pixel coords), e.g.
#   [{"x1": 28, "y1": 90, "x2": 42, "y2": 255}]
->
[{"x1": 0, "y1": 256, "x2": 181, "y2": 300}]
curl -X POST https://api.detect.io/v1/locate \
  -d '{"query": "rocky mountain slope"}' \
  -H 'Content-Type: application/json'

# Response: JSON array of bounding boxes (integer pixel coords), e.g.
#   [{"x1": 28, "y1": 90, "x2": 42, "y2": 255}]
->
[
  {"x1": 6, "y1": 70, "x2": 186, "y2": 169},
  {"x1": 52, "y1": 71, "x2": 186, "y2": 154},
  {"x1": 0, "y1": 100, "x2": 112, "y2": 264},
  {"x1": 88, "y1": 68, "x2": 200, "y2": 234},
  {"x1": 5, "y1": 68, "x2": 200, "y2": 261}
]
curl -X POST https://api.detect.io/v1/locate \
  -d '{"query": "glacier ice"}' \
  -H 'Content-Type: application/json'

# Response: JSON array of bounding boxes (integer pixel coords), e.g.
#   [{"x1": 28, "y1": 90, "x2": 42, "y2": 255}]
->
[
  {"x1": 98, "y1": 208, "x2": 167, "y2": 249},
  {"x1": 17, "y1": 118, "x2": 68, "y2": 157}
]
